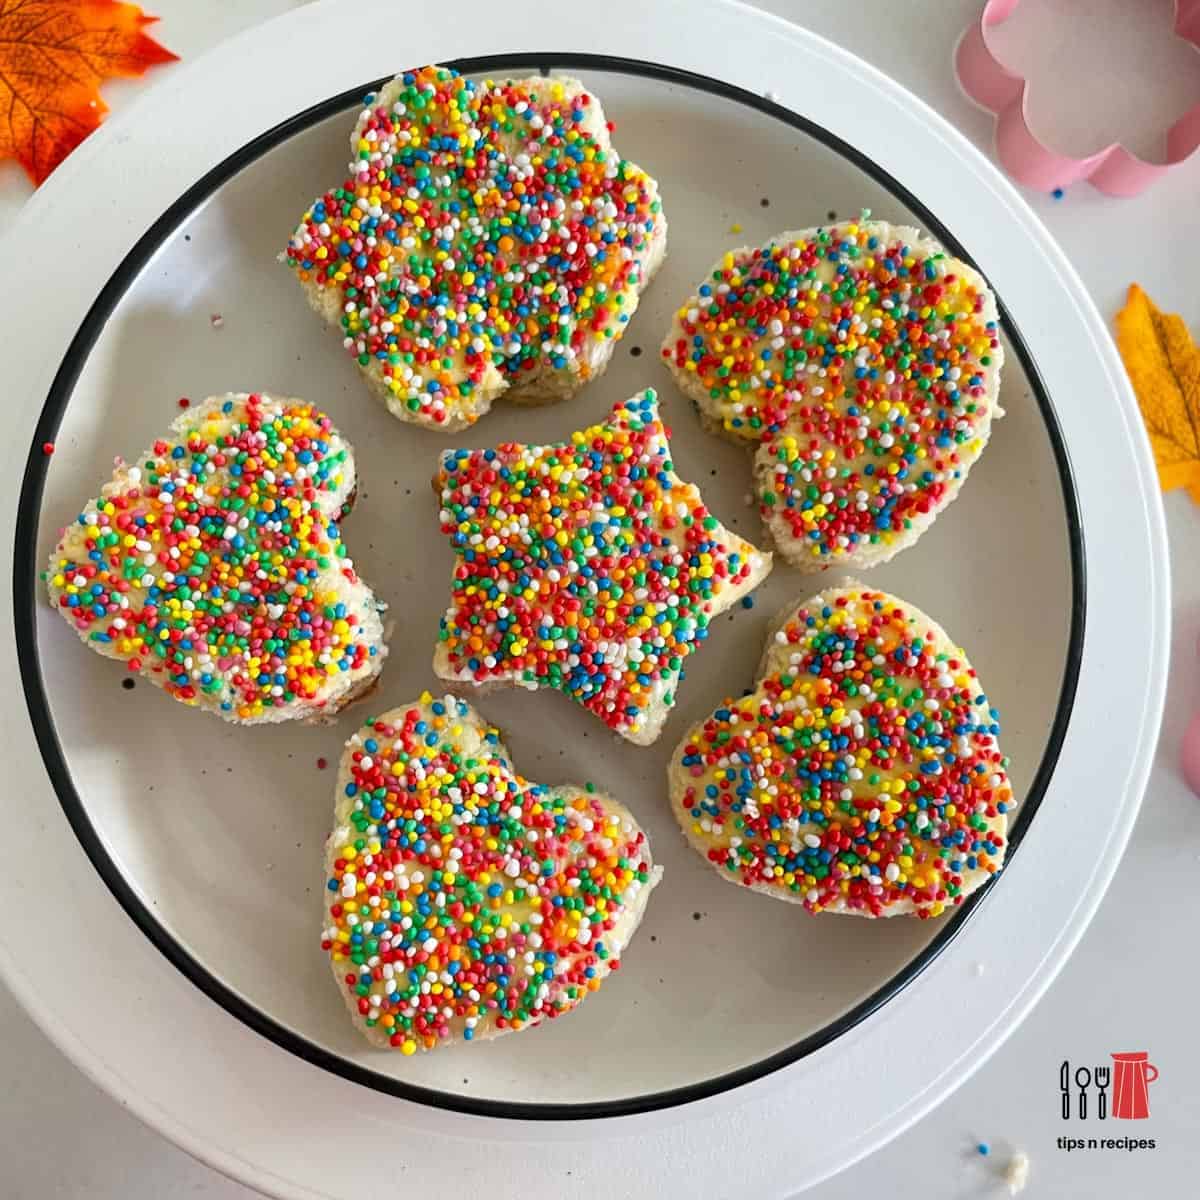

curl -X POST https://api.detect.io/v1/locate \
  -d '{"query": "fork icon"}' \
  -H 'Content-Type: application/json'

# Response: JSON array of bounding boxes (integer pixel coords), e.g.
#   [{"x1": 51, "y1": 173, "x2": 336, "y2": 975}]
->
[{"x1": 1094, "y1": 1065, "x2": 1111, "y2": 1119}]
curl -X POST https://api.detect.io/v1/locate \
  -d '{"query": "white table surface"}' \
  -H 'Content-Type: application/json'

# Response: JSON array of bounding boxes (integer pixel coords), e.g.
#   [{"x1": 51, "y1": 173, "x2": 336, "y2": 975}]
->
[{"x1": 3, "y1": 1, "x2": 1198, "y2": 1196}]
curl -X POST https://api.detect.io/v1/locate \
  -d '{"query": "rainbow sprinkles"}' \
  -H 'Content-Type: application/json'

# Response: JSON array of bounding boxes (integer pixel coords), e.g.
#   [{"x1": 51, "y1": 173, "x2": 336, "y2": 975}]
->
[
  {"x1": 662, "y1": 219, "x2": 1004, "y2": 570},
  {"x1": 286, "y1": 65, "x2": 667, "y2": 432},
  {"x1": 433, "y1": 388, "x2": 772, "y2": 744},
  {"x1": 45, "y1": 394, "x2": 386, "y2": 724},
  {"x1": 669, "y1": 584, "x2": 1011, "y2": 918},
  {"x1": 323, "y1": 693, "x2": 660, "y2": 1050}
]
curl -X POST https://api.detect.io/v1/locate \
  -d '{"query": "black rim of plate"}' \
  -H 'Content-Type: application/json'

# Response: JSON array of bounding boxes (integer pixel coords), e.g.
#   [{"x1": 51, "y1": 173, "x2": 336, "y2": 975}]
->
[{"x1": 14, "y1": 53, "x2": 1086, "y2": 1121}]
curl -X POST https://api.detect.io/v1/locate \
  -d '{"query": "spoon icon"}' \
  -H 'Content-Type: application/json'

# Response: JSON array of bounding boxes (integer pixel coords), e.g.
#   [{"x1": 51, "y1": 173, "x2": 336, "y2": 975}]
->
[{"x1": 1076, "y1": 1065, "x2": 1092, "y2": 1119}]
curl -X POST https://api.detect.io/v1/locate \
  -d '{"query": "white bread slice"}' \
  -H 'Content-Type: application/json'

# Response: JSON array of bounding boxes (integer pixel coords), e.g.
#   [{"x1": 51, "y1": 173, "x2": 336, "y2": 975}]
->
[
  {"x1": 661, "y1": 220, "x2": 1003, "y2": 571},
  {"x1": 431, "y1": 388, "x2": 772, "y2": 745},
  {"x1": 668, "y1": 582, "x2": 1011, "y2": 918},
  {"x1": 322, "y1": 694, "x2": 661, "y2": 1049},
  {"x1": 46, "y1": 393, "x2": 386, "y2": 725},
  {"x1": 286, "y1": 67, "x2": 667, "y2": 433}
]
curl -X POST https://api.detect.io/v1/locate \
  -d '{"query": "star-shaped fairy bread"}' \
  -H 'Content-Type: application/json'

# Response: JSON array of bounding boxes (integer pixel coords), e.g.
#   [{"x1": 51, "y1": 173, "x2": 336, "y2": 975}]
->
[
  {"x1": 46, "y1": 394, "x2": 386, "y2": 724},
  {"x1": 433, "y1": 389, "x2": 772, "y2": 744},
  {"x1": 285, "y1": 65, "x2": 667, "y2": 432},
  {"x1": 669, "y1": 583, "x2": 1011, "y2": 917},
  {"x1": 662, "y1": 219, "x2": 1003, "y2": 570}
]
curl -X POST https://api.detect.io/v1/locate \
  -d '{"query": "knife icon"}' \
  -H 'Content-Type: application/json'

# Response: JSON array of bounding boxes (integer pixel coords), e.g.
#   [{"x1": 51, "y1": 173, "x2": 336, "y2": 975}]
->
[{"x1": 1061, "y1": 1060, "x2": 1071, "y2": 1119}]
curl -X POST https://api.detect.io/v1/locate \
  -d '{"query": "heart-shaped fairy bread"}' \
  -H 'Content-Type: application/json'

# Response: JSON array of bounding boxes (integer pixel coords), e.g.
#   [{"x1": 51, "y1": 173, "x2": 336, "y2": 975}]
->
[
  {"x1": 285, "y1": 65, "x2": 667, "y2": 432},
  {"x1": 323, "y1": 693, "x2": 660, "y2": 1050},
  {"x1": 662, "y1": 219, "x2": 1003, "y2": 570},
  {"x1": 433, "y1": 388, "x2": 772, "y2": 745},
  {"x1": 46, "y1": 394, "x2": 386, "y2": 724},
  {"x1": 669, "y1": 584, "x2": 1012, "y2": 918}
]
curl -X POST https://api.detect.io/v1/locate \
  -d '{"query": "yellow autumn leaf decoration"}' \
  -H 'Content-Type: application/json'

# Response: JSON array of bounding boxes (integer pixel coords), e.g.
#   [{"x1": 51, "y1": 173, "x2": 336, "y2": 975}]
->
[{"x1": 1116, "y1": 283, "x2": 1200, "y2": 503}]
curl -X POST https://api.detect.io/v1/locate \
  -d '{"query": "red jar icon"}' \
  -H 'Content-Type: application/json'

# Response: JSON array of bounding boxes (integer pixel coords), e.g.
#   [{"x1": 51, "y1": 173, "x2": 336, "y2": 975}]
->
[{"x1": 1110, "y1": 1052, "x2": 1158, "y2": 1120}]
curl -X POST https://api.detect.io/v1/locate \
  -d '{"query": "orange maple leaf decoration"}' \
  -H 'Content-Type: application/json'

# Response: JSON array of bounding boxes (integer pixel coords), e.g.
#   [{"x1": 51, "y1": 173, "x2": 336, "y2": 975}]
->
[
  {"x1": 0, "y1": 0, "x2": 176, "y2": 185},
  {"x1": 1117, "y1": 283, "x2": 1200, "y2": 504}
]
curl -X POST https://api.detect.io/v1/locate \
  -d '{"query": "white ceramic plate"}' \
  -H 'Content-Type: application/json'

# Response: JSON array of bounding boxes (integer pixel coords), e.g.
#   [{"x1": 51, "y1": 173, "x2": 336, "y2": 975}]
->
[{"x1": 0, "y1": 1, "x2": 1168, "y2": 1196}]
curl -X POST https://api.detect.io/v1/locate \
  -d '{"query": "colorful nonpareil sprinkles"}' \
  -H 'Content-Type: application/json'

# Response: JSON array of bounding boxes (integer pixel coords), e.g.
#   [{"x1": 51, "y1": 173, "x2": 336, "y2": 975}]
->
[
  {"x1": 46, "y1": 394, "x2": 385, "y2": 724},
  {"x1": 662, "y1": 220, "x2": 1003, "y2": 566},
  {"x1": 286, "y1": 65, "x2": 664, "y2": 429},
  {"x1": 671, "y1": 586, "x2": 1011, "y2": 917},
  {"x1": 323, "y1": 694, "x2": 659, "y2": 1050},
  {"x1": 434, "y1": 389, "x2": 770, "y2": 743}
]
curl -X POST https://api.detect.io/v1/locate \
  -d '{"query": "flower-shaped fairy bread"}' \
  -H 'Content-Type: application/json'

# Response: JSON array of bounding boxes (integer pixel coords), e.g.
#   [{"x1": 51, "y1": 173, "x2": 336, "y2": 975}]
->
[
  {"x1": 433, "y1": 389, "x2": 772, "y2": 745},
  {"x1": 662, "y1": 219, "x2": 1004, "y2": 570},
  {"x1": 46, "y1": 394, "x2": 386, "y2": 724},
  {"x1": 323, "y1": 693, "x2": 660, "y2": 1050},
  {"x1": 286, "y1": 65, "x2": 667, "y2": 432},
  {"x1": 669, "y1": 584, "x2": 1012, "y2": 917}
]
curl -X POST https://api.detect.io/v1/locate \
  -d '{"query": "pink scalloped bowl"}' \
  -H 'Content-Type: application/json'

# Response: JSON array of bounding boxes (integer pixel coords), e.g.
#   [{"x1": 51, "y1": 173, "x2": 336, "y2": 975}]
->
[{"x1": 956, "y1": 0, "x2": 1200, "y2": 196}]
